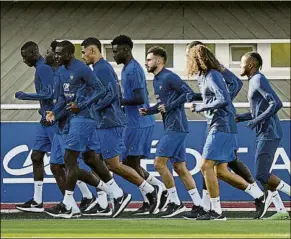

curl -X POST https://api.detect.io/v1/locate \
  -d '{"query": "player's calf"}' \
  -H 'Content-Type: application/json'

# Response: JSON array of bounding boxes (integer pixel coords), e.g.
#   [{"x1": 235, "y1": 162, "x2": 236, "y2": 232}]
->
[
  {"x1": 50, "y1": 164, "x2": 66, "y2": 195},
  {"x1": 16, "y1": 151, "x2": 46, "y2": 212},
  {"x1": 83, "y1": 151, "x2": 112, "y2": 183},
  {"x1": 31, "y1": 150, "x2": 45, "y2": 181}
]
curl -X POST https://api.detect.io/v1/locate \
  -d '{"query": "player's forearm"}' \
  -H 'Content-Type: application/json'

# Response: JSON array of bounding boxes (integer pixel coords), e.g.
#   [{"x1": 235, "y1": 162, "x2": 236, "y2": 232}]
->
[
  {"x1": 54, "y1": 108, "x2": 69, "y2": 121},
  {"x1": 78, "y1": 77, "x2": 107, "y2": 110},
  {"x1": 121, "y1": 96, "x2": 145, "y2": 106},
  {"x1": 95, "y1": 89, "x2": 117, "y2": 111},
  {"x1": 251, "y1": 100, "x2": 282, "y2": 125},
  {"x1": 121, "y1": 88, "x2": 145, "y2": 106},
  {"x1": 78, "y1": 83, "x2": 106, "y2": 110},
  {"x1": 196, "y1": 98, "x2": 228, "y2": 112},
  {"x1": 166, "y1": 93, "x2": 188, "y2": 111},
  {"x1": 187, "y1": 93, "x2": 203, "y2": 102},
  {"x1": 236, "y1": 112, "x2": 252, "y2": 122},
  {"x1": 145, "y1": 104, "x2": 160, "y2": 115},
  {"x1": 52, "y1": 97, "x2": 66, "y2": 117},
  {"x1": 17, "y1": 90, "x2": 53, "y2": 101}
]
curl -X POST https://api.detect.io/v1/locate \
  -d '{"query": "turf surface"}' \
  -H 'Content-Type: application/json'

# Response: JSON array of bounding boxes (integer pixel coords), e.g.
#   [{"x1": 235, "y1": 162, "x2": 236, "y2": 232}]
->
[{"x1": 1, "y1": 219, "x2": 290, "y2": 238}]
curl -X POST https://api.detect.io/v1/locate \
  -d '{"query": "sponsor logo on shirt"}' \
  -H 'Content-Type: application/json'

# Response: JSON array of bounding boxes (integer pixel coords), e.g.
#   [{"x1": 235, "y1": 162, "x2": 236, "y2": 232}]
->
[{"x1": 63, "y1": 83, "x2": 70, "y2": 92}]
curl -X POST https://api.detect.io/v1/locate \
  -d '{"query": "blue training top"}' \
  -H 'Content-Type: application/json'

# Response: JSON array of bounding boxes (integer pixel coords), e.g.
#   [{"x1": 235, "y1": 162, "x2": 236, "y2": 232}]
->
[
  {"x1": 237, "y1": 71, "x2": 283, "y2": 140},
  {"x1": 147, "y1": 68, "x2": 195, "y2": 133},
  {"x1": 93, "y1": 58, "x2": 127, "y2": 129},
  {"x1": 121, "y1": 59, "x2": 155, "y2": 129},
  {"x1": 196, "y1": 69, "x2": 237, "y2": 133}
]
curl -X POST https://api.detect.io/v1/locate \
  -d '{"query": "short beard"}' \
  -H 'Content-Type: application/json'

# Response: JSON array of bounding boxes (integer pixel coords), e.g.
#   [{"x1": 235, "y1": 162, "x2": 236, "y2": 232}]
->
[
  {"x1": 240, "y1": 70, "x2": 248, "y2": 77},
  {"x1": 147, "y1": 65, "x2": 157, "y2": 73}
]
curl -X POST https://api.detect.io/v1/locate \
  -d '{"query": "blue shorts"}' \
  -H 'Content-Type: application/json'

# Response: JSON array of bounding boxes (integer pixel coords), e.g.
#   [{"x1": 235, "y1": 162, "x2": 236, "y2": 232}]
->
[
  {"x1": 50, "y1": 133, "x2": 92, "y2": 165},
  {"x1": 96, "y1": 127, "x2": 125, "y2": 160},
  {"x1": 122, "y1": 126, "x2": 154, "y2": 160},
  {"x1": 156, "y1": 131, "x2": 187, "y2": 163},
  {"x1": 255, "y1": 139, "x2": 281, "y2": 184},
  {"x1": 50, "y1": 134, "x2": 66, "y2": 165},
  {"x1": 33, "y1": 124, "x2": 57, "y2": 152},
  {"x1": 85, "y1": 128, "x2": 101, "y2": 154},
  {"x1": 202, "y1": 130, "x2": 236, "y2": 163},
  {"x1": 65, "y1": 117, "x2": 99, "y2": 152},
  {"x1": 233, "y1": 134, "x2": 239, "y2": 151}
]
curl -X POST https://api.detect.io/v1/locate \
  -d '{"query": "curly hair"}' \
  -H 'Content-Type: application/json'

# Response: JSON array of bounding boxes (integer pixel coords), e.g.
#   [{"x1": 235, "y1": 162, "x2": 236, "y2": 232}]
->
[
  {"x1": 111, "y1": 35, "x2": 133, "y2": 49},
  {"x1": 187, "y1": 45, "x2": 224, "y2": 76}
]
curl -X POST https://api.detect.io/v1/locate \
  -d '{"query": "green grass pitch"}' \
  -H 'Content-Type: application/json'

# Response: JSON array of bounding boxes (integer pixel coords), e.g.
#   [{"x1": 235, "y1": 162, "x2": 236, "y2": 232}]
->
[{"x1": 1, "y1": 219, "x2": 290, "y2": 238}]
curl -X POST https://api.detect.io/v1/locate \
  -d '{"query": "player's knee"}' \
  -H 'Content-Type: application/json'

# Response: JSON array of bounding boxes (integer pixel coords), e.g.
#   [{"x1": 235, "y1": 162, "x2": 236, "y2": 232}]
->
[
  {"x1": 106, "y1": 160, "x2": 119, "y2": 172},
  {"x1": 201, "y1": 161, "x2": 214, "y2": 175},
  {"x1": 50, "y1": 164, "x2": 63, "y2": 176},
  {"x1": 31, "y1": 151, "x2": 44, "y2": 165},
  {"x1": 154, "y1": 159, "x2": 166, "y2": 172},
  {"x1": 173, "y1": 163, "x2": 186, "y2": 176}
]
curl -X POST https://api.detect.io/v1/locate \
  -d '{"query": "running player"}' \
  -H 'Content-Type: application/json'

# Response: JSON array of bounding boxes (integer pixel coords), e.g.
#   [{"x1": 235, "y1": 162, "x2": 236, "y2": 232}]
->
[
  {"x1": 45, "y1": 41, "x2": 112, "y2": 215},
  {"x1": 111, "y1": 35, "x2": 166, "y2": 214},
  {"x1": 187, "y1": 45, "x2": 272, "y2": 220},
  {"x1": 236, "y1": 52, "x2": 290, "y2": 219},
  {"x1": 15, "y1": 41, "x2": 55, "y2": 212},
  {"x1": 184, "y1": 41, "x2": 271, "y2": 220},
  {"x1": 80, "y1": 37, "x2": 161, "y2": 216},
  {"x1": 43, "y1": 40, "x2": 108, "y2": 218},
  {"x1": 79, "y1": 37, "x2": 136, "y2": 217},
  {"x1": 140, "y1": 46, "x2": 202, "y2": 218}
]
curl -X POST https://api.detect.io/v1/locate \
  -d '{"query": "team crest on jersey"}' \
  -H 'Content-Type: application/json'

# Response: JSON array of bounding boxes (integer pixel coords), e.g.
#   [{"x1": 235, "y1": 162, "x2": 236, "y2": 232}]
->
[
  {"x1": 70, "y1": 74, "x2": 74, "y2": 81},
  {"x1": 63, "y1": 83, "x2": 70, "y2": 92}
]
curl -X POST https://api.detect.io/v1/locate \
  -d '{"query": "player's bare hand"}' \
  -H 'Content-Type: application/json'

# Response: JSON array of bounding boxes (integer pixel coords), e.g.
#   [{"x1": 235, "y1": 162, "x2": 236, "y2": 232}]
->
[
  {"x1": 46, "y1": 111, "x2": 55, "y2": 122},
  {"x1": 190, "y1": 103, "x2": 196, "y2": 112},
  {"x1": 66, "y1": 102, "x2": 80, "y2": 113},
  {"x1": 158, "y1": 104, "x2": 166, "y2": 113},
  {"x1": 139, "y1": 108, "x2": 147, "y2": 116}
]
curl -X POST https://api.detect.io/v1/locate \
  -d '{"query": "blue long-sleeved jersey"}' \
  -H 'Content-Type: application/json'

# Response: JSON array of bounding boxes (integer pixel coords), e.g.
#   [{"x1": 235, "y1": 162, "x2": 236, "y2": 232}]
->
[
  {"x1": 16, "y1": 57, "x2": 54, "y2": 121},
  {"x1": 52, "y1": 66, "x2": 72, "y2": 134},
  {"x1": 195, "y1": 69, "x2": 237, "y2": 133},
  {"x1": 92, "y1": 58, "x2": 126, "y2": 128},
  {"x1": 146, "y1": 68, "x2": 195, "y2": 133},
  {"x1": 236, "y1": 71, "x2": 283, "y2": 140},
  {"x1": 52, "y1": 58, "x2": 106, "y2": 121},
  {"x1": 121, "y1": 59, "x2": 155, "y2": 129},
  {"x1": 221, "y1": 68, "x2": 243, "y2": 116},
  {"x1": 221, "y1": 68, "x2": 243, "y2": 101}
]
